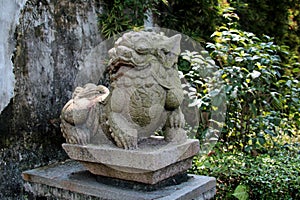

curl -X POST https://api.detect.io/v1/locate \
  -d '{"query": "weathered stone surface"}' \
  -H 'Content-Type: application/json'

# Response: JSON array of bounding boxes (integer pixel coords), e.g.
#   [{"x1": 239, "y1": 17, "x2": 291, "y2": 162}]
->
[
  {"x1": 107, "y1": 31, "x2": 186, "y2": 149},
  {"x1": 61, "y1": 31, "x2": 187, "y2": 150},
  {"x1": 60, "y1": 83, "x2": 111, "y2": 145},
  {"x1": 22, "y1": 160, "x2": 216, "y2": 200},
  {"x1": 0, "y1": 0, "x2": 103, "y2": 198},
  {"x1": 62, "y1": 138, "x2": 200, "y2": 184}
]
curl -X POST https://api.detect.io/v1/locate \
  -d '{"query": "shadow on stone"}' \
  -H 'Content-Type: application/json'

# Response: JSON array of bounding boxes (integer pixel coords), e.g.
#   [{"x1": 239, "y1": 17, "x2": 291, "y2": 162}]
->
[{"x1": 95, "y1": 172, "x2": 189, "y2": 192}]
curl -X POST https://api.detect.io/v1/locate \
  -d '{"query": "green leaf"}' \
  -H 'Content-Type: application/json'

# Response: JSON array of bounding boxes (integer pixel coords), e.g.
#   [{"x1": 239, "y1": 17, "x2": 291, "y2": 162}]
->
[
  {"x1": 286, "y1": 80, "x2": 292, "y2": 88},
  {"x1": 211, "y1": 31, "x2": 222, "y2": 37},
  {"x1": 264, "y1": 129, "x2": 276, "y2": 137},
  {"x1": 292, "y1": 68, "x2": 300, "y2": 73},
  {"x1": 233, "y1": 184, "x2": 249, "y2": 200},
  {"x1": 258, "y1": 137, "x2": 266, "y2": 145},
  {"x1": 249, "y1": 103, "x2": 257, "y2": 116},
  {"x1": 252, "y1": 55, "x2": 261, "y2": 60},
  {"x1": 161, "y1": 0, "x2": 169, "y2": 5},
  {"x1": 250, "y1": 70, "x2": 261, "y2": 79},
  {"x1": 235, "y1": 57, "x2": 244, "y2": 62}
]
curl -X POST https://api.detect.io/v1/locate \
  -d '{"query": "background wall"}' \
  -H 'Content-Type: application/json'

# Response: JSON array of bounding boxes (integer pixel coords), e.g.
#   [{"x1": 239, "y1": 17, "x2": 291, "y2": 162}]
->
[{"x1": 0, "y1": 0, "x2": 104, "y2": 198}]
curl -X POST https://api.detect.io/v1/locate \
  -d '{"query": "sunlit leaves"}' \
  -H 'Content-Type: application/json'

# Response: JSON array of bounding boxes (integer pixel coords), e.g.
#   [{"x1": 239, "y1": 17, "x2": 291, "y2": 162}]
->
[
  {"x1": 178, "y1": 50, "x2": 226, "y2": 151},
  {"x1": 205, "y1": 15, "x2": 300, "y2": 152},
  {"x1": 233, "y1": 184, "x2": 249, "y2": 200}
]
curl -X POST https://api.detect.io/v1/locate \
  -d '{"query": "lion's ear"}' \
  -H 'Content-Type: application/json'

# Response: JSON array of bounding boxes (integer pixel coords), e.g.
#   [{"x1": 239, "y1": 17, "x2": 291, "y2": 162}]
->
[
  {"x1": 158, "y1": 34, "x2": 181, "y2": 56},
  {"x1": 168, "y1": 34, "x2": 181, "y2": 55}
]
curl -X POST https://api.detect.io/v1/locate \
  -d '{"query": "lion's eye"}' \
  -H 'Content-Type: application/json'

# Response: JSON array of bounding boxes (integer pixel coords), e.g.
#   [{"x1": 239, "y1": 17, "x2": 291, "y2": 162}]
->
[
  {"x1": 136, "y1": 46, "x2": 149, "y2": 54},
  {"x1": 135, "y1": 40, "x2": 150, "y2": 54},
  {"x1": 162, "y1": 48, "x2": 170, "y2": 55}
]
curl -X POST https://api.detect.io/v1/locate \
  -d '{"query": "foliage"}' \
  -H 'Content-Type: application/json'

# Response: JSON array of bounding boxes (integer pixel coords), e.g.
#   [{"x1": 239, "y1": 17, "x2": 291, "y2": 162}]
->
[
  {"x1": 232, "y1": 184, "x2": 249, "y2": 200},
  {"x1": 178, "y1": 50, "x2": 226, "y2": 152},
  {"x1": 97, "y1": 0, "x2": 222, "y2": 42},
  {"x1": 179, "y1": 7, "x2": 300, "y2": 200},
  {"x1": 97, "y1": 0, "x2": 158, "y2": 38},
  {"x1": 203, "y1": 10, "x2": 300, "y2": 153},
  {"x1": 97, "y1": 0, "x2": 300, "y2": 60},
  {"x1": 156, "y1": 0, "x2": 221, "y2": 43},
  {"x1": 228, "y1": 0, "x2": 300, "y2": 57},
  {"x1": 180, "y1": 36, "x2": 299, "y2": 152},
  {"x1": 190, "y1": 147, "x2": 300, "y2": 199}
]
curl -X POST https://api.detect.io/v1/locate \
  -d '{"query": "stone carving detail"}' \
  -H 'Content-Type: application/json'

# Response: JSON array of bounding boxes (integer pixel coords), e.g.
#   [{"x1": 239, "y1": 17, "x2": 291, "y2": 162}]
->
[
  {"x1": 60, "y1": 84, "x2": 110, "y2": 145},
  {"x1": 61, "y1": 31, "x2": 187, "y2": 149}
]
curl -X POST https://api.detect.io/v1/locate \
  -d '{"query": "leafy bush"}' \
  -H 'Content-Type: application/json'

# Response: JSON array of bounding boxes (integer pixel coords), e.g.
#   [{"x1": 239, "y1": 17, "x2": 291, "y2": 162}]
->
[
  {"x1": 191, "y1": 148, "x2": 300, "y2": 199},
  {"x1": 179, "y1": 8, "x2": 300, "y2": 200},
  {"x1": 179, "y1": 9, "x2": 300, "y2": 153}
]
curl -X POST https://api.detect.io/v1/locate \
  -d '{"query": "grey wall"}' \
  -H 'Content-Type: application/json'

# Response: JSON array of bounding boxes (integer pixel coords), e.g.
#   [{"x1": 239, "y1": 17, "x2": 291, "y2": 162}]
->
[{"x1": 0, "y1": 0, "x2": 105, "y2": 198}]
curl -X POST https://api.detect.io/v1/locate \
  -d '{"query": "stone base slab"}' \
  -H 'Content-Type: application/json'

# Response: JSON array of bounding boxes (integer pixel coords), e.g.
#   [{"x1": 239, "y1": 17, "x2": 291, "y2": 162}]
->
[
  {"x1": 62, "y1": 138, "x2": 200, "y2": 184},
  {"x1": 22, "y1": 160, "x2": 216, "y2": 200}
]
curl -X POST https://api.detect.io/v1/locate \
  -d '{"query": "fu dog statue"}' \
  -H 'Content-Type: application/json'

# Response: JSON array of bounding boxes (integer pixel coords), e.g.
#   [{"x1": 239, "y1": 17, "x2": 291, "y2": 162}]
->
[{"x1": 61, "y1": 31, "x2": 187, "y2": 149}]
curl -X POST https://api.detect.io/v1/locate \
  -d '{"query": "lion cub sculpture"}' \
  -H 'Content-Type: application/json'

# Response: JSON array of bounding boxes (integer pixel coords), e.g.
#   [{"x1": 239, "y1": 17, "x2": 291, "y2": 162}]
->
[{"x1": 61, "y1": 31, "x2": 187, "y2": 149}]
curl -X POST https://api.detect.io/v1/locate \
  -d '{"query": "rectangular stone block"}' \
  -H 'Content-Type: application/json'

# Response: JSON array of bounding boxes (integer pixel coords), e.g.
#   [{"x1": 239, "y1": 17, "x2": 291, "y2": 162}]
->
[{"x1": 22, "y1": 160, "x2": 216, "y2": 200}]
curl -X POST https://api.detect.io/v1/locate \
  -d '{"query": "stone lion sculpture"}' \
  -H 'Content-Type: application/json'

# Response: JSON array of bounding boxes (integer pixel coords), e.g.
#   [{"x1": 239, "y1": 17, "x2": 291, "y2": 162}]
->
[{"x1": 61, "y1": 31, "x2": 187, "y2": 149}]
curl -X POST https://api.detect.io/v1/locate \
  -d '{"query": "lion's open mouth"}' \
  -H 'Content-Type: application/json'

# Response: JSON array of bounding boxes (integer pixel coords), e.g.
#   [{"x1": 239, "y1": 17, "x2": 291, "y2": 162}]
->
[
  {"x1": 109, "y1": 59, "x2": 135, "y2": 74},
  {"x1": 108, "y1": 59, "x2": 136, "y2": 82}
]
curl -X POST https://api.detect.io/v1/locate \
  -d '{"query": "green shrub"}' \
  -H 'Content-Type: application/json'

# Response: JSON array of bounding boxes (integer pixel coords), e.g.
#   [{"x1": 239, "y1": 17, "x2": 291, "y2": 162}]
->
[
  {"x1": 191, "y1": 148, "x2": 300, "y2": 199},
  {"x1": 179, "y1": 9, "x2": 300, "y2": 153},
  {"x1": 179, "y1": 8, "x2": 300, "y2": 200}
]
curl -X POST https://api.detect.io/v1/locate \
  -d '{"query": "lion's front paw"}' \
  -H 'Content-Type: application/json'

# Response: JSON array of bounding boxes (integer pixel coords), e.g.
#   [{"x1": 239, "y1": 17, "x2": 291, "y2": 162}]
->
[
  {"x1": 111, "y1": 130, "x2": 138, "y2": 150},
  {"x1": 164, "y1": 108, "x2": 187, "y2": 143},
  {"x1": 167, "y1": 108, "x2": 185, "y2": 129}
]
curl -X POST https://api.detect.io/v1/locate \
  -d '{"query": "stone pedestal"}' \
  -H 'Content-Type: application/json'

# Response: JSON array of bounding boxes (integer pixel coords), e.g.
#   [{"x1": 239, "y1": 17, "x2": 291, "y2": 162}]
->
[
  {"x1": 62, "y1": 138, "x2": 199, "y2": 184},
  {"x1": 22, "y1": 160, "x2": 216, "y2": 200}
]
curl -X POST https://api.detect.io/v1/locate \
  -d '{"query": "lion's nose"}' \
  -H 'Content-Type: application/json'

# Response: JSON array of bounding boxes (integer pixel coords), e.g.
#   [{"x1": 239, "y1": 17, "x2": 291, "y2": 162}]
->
[{"x1": 108, "y1": 48, "x2": 116, "y2": 58}]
